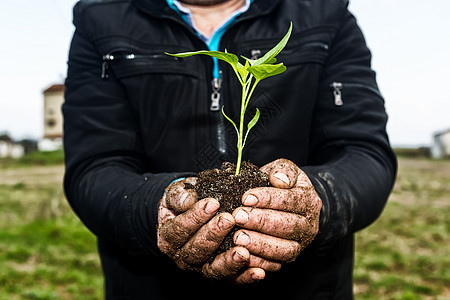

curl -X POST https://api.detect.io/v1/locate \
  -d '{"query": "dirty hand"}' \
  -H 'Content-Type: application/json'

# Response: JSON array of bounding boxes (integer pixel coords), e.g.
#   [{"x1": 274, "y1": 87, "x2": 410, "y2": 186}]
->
[
  {"x1": 232, "y1": 159, "x2": 322, "y2": 267},
  {"x1": 157, "y1": 178, "x2": 269, "y2": 283}
]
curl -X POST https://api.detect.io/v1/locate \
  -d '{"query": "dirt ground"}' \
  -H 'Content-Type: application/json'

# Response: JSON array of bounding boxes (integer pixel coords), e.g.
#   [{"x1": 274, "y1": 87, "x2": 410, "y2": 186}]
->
[
  {"x1": 0, "y1": 158, "x2": 448, "y2": 299},
  {"x1": 0, "y1": 165, "x2": 64, "y2": 186}
]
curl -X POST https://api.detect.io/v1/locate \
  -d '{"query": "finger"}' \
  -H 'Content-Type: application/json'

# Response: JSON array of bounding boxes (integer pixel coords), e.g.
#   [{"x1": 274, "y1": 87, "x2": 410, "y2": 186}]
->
[
  {"x1": 202, "y1": 246, "x2": 250, "y2": 279},
  {"x1": 158, "y1": 193, "x2": 177, "y2": 225},
  {"x1": 179, "y1": 213, "x2": 235, "y2": 265},
  {"x1": 242, "y1": 187, "x2": 315, "y2": 214},
  {"x1": 234, "y1": 230, "x2": 301, "y2": 263},
  {"x1": 160, "y1": 198, "x2": 220, "y2": 249},
  {"x1": 260, "y1": 158, "x2": 299, "y2": 189},
  {"x1": 248, "y1": 255, "x2": 282, "y2": 272},
  {"x1": 166, "y1": 177, "x2": 198, "y2": 213},
  {"x1": 294, "y1": 170, "x2": 314, "y2": 188},
  {"x1": 234, "y1": 268, "x2": 265, "y2": 284},
  {"x1": 233, "y1": 207, "x2": 308, "y2": 240}
]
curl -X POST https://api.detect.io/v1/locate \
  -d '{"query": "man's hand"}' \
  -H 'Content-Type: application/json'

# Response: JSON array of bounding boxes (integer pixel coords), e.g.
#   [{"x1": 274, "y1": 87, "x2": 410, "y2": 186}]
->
[
  {"x1": 157, "y1": 178, "x2": 270, "y2": 283},
  {"x1": 158, "y1": 177, "x2": 233, "y2": 270},
  {"x1": 232, "y1": 159, "x2": 322, "y2": 266}
]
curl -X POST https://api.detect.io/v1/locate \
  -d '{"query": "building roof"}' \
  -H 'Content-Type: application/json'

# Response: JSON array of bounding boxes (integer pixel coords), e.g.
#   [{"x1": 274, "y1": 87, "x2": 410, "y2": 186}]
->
[
  {"x1": 0, "y1": 133, "x2": 13, "y2": 142},
  {"x1": 434, "y1": 128, "x2": 450, "y2": 138},
  {"x1": 43, "y1": 84, "x2": 65, "y2": 94}
]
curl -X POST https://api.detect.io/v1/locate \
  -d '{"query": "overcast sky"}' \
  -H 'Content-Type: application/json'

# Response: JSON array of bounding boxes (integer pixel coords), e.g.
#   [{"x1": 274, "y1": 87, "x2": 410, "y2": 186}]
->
[{"x1": 0, "y1": 0, "x2": 449, "y2": 147}]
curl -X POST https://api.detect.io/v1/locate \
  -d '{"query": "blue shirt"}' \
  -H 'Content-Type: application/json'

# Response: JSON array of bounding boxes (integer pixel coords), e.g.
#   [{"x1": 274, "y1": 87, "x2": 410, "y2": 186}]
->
[{"x1": 166, "y1": 0, "x2": 252, "y2": 79}]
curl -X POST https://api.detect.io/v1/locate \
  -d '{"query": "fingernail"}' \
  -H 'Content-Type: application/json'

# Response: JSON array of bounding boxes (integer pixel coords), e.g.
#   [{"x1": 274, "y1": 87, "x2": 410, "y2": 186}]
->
[
  {"x1": 218, "y1": 215, "x2": 234, "y2": 230},
  {"x1": 235, "y1": 231, "x2": 251, "y2": 246},
  {"x1": 204, "y1": 200, "x2": 219, "y2": 214},
  {"x1": 274, "y1": 172, "x2": 290, "y2": 186},
  {"x1": 243, "y1": 194, "x2": 258, "y2": 206},
  {"x1": 234, "y1": 209, "x2": 249, "y2": 224},
  {"x1": 179, "y1": 193, "x2": 189, "y2": 207},
  {"x1": 252, "y1": 271, "x2": 265, "y2": 281},
  {"x1": 232, "y1": 250, "x2": 247, "y2": 263}
]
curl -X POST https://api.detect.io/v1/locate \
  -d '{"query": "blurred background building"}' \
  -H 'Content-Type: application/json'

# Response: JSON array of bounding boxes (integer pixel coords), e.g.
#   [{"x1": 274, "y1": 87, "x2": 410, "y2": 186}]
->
[
  {"x1": 38, "y1": 84, "x2": 65, "y2": 151},
  {"x1": 431, "y1": 129, "x2": 450, "y2": 159}
]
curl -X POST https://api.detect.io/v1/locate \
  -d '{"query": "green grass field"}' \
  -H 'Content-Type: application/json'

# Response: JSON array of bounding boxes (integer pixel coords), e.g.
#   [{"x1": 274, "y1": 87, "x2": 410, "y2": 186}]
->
[
  {"x1": 354, "y1": 158, "x2": 450, "y2": 300},
  {"x1": 0, "y1": 163, "x2": 102, "y2": 300},
  {"x1": 0, "y1": 155, "x2": 449, "y2": 299}
]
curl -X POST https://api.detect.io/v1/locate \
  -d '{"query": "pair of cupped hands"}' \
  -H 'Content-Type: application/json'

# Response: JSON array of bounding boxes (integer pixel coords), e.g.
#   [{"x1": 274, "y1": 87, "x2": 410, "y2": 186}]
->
[{"x1": 157, "y1": 159, "x2": 322, "y2": 284}]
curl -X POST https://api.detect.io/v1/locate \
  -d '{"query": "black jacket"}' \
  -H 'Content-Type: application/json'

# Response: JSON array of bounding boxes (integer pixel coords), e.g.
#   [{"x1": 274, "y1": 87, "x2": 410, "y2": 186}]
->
[{"x1": 63, "y1": 0, "x2": 397, "y2": 299}]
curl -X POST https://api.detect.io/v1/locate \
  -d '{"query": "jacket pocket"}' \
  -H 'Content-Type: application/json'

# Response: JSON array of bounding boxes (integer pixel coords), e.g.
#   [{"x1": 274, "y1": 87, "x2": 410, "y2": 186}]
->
[
  {"x1": 329, "y1": 82, "x2": 383, "y2": 106},
  {"x1": 315, "y1": 80, "x2": 387, "y2": 144},
  {"x1": 245, "y1": 41, "x2": 329, "y2": 66},
  {"x1": 236, "y1": 26, "x2": 335, "y2": 66},
  {"x1": 101, "y1": 49, "x2": 199, "y2": 80}
]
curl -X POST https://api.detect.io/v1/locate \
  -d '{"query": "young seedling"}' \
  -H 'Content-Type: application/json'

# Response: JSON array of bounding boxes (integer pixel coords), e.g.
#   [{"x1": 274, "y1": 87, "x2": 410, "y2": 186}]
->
[{"x1": 167, "y1": 23, "x2": 292, "y2": 175}]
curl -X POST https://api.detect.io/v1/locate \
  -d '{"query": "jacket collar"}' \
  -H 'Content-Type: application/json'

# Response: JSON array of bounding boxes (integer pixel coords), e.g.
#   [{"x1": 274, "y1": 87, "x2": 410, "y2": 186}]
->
[{"x1": 133, "y1": 0, "x2": 281, "y2": 20}]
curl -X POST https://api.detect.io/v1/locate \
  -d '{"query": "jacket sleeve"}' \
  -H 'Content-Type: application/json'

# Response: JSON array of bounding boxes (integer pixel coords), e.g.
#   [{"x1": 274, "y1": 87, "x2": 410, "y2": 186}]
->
[
  {"x1": 301, "y1": 6, "x2": 397, "y2": 254},
  {"x1": 63, "y1": 5, "x2": 193, "y2": 256}
]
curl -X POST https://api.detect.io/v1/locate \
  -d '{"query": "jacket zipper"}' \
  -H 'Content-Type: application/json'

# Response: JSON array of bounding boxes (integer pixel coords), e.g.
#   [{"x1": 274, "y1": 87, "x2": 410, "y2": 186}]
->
[
  {"x1": 211, "y1": 70, "x2": 227, "y2": 155},
  {"x1": 331, "y1": 82, "x2": 343, "y2": 106},
  {"x1": 249, "y1": 41, "x2": 329, "y2": 60},
  {"x1": 101, "y1": 53, "x2": 181, "y2": 79},
  {"x1": 287, "y1": 41, "x2": 329, "y2": 52},
  {"x1": 210, "y1": 72, "x2": 222, "y2": 111},
  {"x1": 160, "y1": 16, "x2": 220, "y2": 111},
  {"x1": 101, "y1": 54, "x2": 112, "y2": 79},
  {"x1": 330, "y1": 82, "x2": 383, "y2": 106}
]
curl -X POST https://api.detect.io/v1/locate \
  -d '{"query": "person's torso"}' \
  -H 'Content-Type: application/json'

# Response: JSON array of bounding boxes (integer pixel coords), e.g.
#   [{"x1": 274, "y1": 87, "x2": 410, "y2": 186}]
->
[{"x1": 84, "y1": 0, "x2": 344, "y2": 172}]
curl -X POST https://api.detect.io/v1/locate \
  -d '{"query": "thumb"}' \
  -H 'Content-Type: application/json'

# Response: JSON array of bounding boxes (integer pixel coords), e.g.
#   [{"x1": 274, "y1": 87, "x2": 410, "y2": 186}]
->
[
  {"x1": 261, "y1": 159, "x2": 299, "y2": 189},
  {"x1": 166, "y1": 177, "x2": 198, "y2": 213}
]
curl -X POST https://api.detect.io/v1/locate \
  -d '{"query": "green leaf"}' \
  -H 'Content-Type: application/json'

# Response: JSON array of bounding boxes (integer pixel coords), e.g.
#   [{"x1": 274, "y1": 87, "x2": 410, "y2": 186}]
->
[
  {"x1": 241, "y1": 55, "x2": 256, "y2": 66},
  {"x1": 221, "y1": 106, "x2": 239, "y2": 138},
  {"x1": 247, "y1": 108, "x2": 260, "y2": 131},
  {"x1": 236, "y1": 61, "x2": 249, "y2": 83},
  {"x1": 253, "y1": 22, "x2": 292, "y2": 66},
  {"x1": 243, "y1": 108, "x2": 260, "y2": 148},
  {"x1": 166, "y1": 50, "x2": 248, "y2": 84},
  {"x1": 242, "y1": 55, "x2": 277, "y2": 66},
  {"x1": 165, "y1": 50, "x2": 239, "y2": 66},
  {"x1": 247, "y1": 63, "x2": 287, "y2": 81}
]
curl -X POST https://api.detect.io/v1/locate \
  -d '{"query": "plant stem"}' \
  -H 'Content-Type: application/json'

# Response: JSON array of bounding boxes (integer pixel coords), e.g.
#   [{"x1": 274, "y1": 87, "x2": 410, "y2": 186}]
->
[
  {"x1": 235, "y1": 76, "x2": 259, "y2": 176},
  {"x1": 244, "y1": 78, "x2": 259, "y2": 114},
  {"x1": 235, "y1": 82, "x2": 247, "y2": 175}
]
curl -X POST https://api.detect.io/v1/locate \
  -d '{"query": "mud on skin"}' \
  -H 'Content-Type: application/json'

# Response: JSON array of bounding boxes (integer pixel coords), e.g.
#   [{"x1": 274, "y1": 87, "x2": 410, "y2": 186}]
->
[{"x1": 185, "y1": 161, "x2": 270, "y2": 254}]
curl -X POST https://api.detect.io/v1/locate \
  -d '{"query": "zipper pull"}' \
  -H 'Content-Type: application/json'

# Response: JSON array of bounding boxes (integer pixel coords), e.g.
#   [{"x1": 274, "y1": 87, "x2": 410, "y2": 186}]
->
[
  {"x1": 251, "y1": 49, "x2": 262, "y2": 60},
  {"x1": 331, "y1": 82, "x2": 343, "y2": 106},
  {"x1": 101, "y1": 54, "x2": 114, "y2": 80},
  {"x1": 210, "y1": 73, "x2": 222, "y2": 111}
]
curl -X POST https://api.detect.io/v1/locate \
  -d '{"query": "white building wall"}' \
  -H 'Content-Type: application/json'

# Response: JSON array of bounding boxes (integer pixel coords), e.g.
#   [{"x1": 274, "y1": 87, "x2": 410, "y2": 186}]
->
[
  {"x1": 441, "y1": 132, "x2": 450, "y2": 157},
  {"x1": 43, "y1": 92, "x2": 64, "y2": 139},
  {"x1": 0, "y1": 141, "x2": 25, "y2": 158},
  {"x1": 0, "y1": 141, "x2": 9, "y2": 158},
  {"x1": 431, "y1": 130, "x2": 450, "y2": 159}
]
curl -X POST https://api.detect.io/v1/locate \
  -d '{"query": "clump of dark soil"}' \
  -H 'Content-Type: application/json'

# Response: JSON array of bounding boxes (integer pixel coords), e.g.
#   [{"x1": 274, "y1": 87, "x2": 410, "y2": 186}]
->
[{"x1": 186, "y1": 161, "x2": 270, "y2": 253}]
